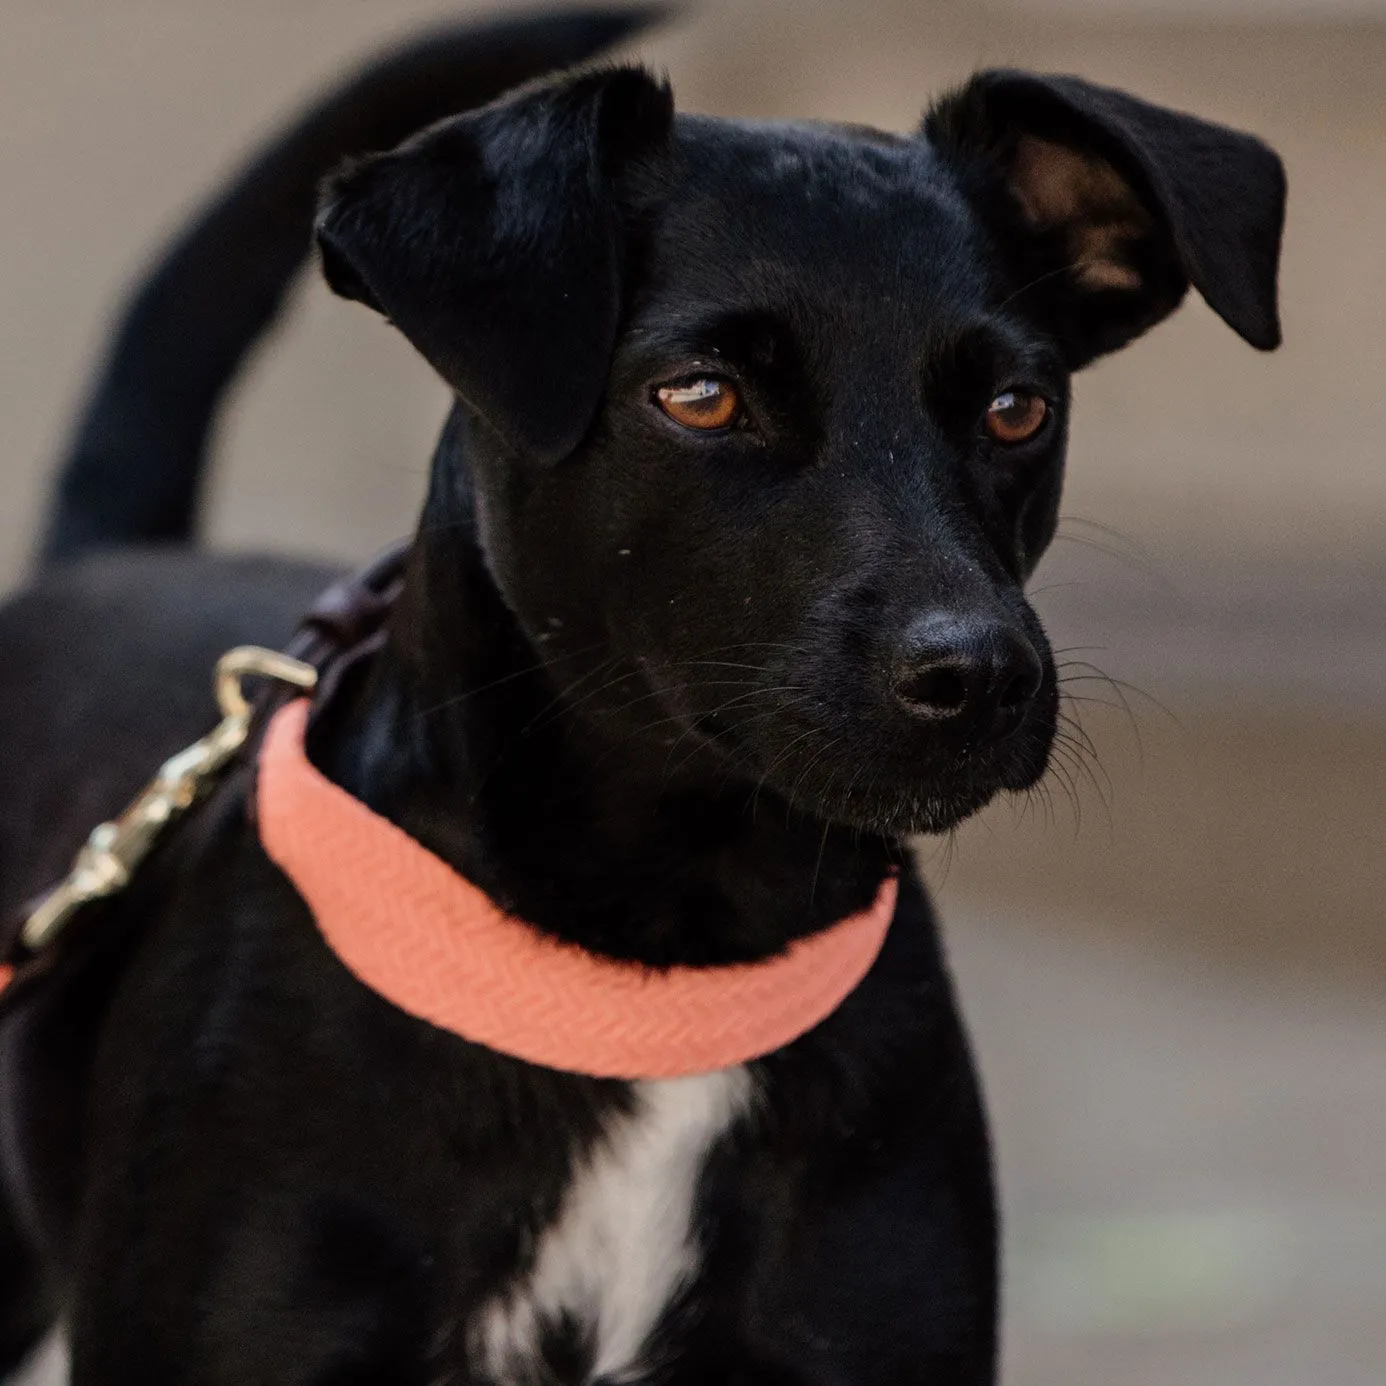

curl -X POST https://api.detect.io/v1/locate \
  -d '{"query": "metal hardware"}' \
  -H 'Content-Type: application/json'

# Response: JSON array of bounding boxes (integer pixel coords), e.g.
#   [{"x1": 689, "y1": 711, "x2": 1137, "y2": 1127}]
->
[{"x1": 19, "y1": 646, "x2": 317, "y2": 954}]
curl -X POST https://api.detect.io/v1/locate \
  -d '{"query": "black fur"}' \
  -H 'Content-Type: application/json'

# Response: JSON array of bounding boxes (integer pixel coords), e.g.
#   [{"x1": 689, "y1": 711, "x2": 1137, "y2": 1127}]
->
[{"x1": 0, "y1": 20, "x2": 1283, "y2": 1385}]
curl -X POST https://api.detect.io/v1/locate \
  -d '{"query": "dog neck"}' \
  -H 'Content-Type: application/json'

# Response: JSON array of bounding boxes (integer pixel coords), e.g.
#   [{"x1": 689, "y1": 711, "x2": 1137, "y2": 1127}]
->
[{"x1": 308, "y1": 414, "x2": 898, "y2": 968}]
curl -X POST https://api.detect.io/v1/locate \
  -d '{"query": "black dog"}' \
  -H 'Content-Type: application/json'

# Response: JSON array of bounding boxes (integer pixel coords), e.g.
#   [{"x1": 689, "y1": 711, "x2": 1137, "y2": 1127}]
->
[{"x1": 0, "y1": 8, "x2": 1284, "y2": 1383}]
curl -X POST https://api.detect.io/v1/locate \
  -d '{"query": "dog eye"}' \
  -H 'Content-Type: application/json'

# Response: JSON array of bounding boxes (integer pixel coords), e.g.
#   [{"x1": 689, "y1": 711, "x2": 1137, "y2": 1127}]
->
[
  {"x1": 654, "y1": 377, "x2": 742, "y2": 432},
  {"x1": 985, "y1": 390, "x2": 1049, "y2": 445}
]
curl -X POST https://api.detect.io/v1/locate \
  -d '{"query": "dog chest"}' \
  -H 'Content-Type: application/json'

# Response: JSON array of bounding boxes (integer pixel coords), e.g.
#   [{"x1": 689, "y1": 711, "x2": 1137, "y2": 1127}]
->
[{"x1": 472, "y1": 1067, "x2": 754, "y2": 1383}]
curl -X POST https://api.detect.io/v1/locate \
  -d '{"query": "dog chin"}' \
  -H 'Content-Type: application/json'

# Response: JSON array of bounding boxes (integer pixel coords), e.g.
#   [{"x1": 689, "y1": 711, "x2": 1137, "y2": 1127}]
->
[
  {"x1": 759, "y1": 737, "x2": 1055, "y2": 837},
  {"x1": 819, "y1": 779, "x2": 1004, "y2": 837}
]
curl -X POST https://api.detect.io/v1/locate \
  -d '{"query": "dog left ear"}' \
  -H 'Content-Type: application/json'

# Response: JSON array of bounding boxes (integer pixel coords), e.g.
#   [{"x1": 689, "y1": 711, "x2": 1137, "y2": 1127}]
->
[
  {"x1": 925, "y1": 71, "x2": 1286, "y2": 366},
  {"x1": 316, "y1": 65, "x2": 674, "y2": 462}
]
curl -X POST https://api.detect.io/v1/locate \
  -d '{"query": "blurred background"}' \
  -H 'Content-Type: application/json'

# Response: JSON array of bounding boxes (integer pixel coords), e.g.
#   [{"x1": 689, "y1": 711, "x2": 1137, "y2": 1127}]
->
[{"x1": 2, "y1": 0, "x2": 1382, "y2": 1380}]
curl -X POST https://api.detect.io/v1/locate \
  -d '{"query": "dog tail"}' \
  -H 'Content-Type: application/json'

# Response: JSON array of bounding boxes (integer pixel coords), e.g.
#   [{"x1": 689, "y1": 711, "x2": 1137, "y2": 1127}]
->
[{"x1": 40, "y1": 7, "x2": 663, "y2": 564}]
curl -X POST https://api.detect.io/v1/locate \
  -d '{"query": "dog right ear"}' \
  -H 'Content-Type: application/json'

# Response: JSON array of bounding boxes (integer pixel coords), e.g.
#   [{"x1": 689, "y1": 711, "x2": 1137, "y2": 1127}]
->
[{"x1": 316, "y1": 65, "x2": 673, "y2": 464}]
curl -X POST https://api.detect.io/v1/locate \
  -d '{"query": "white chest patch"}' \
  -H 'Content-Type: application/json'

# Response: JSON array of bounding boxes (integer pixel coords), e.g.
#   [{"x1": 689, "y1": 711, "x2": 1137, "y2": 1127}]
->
[{"x1": 474, "y1": 1067, "x2": 754, "y2": 1384}]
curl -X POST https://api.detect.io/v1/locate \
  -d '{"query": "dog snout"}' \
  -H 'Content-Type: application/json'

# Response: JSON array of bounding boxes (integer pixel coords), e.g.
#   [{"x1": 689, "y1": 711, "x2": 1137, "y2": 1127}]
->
[{"x1": 891, "y1": 611, "x2": 1042, "y2": 738}]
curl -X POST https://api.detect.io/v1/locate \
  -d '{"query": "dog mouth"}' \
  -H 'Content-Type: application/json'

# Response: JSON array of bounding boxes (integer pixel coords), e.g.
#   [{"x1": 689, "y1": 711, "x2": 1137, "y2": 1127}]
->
[
  {"x1": 622, "y1": 618, "x2": 1059, "y2": 837},
  {"x1": 696, "y1": 679, "x2": 1059, "y2": 836}
]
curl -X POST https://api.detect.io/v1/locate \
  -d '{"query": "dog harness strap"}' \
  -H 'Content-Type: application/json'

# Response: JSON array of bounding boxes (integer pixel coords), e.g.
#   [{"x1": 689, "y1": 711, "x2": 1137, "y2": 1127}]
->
[{"x1": 257, "y1": 699, "x2": 897, "y2": 1079}]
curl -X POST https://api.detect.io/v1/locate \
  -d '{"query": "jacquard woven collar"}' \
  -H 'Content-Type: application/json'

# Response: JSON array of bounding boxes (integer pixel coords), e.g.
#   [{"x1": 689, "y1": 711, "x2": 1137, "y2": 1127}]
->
[{"x1": 257, "y1": 699, "x2": 897, "y2": 1079}]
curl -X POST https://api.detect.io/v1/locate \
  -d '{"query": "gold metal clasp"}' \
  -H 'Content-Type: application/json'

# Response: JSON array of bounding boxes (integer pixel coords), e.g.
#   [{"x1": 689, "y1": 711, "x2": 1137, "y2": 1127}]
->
[{"x1": 20, "y1": 646, "x2": 317, "y2": 954}]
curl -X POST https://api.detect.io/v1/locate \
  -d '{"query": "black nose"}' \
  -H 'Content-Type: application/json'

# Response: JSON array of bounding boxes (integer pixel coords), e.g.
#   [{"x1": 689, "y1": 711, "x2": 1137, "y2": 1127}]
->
[{"x1": 892, "y1": 612, "x2": 1042, "y2": 735}]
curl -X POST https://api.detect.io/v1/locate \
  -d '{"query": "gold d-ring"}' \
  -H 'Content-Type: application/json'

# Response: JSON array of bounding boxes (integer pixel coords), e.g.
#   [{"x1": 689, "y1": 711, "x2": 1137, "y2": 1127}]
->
[{"x1": 215, "y1": 645, "x2": 318, "y2": 721}]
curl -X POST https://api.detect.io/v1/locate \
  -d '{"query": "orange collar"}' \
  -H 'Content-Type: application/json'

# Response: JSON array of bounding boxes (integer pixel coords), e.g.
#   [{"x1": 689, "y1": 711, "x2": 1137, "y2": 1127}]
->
[{"x1": 257, "y1": 700, "x2": 897, "y2": 1078}]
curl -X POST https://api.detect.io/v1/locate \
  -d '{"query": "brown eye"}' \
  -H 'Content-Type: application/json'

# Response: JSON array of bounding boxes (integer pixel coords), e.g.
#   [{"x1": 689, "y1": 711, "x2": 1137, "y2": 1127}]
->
[
  {"x1": 985, "y1": 390, "x2": 1049, "y2": 445},
  {"x1": 654, "y1": 377, "x2": 742, "y2": 431}
]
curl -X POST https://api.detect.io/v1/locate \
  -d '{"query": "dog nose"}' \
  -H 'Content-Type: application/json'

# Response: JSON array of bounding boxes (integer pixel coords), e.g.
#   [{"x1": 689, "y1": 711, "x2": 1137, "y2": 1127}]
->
[{"x1": 892, "y1": 613, "x2": 1042, "y2": 734}]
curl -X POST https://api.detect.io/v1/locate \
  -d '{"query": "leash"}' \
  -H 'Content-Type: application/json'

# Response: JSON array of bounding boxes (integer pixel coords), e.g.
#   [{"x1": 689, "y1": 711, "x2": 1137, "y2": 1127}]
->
[
  {"x1": 0, "y1": 543, "x2": 406, "y2": 999},
  {"x1": 1, "y1": 543, "x2": 897, "y2": 1077}
]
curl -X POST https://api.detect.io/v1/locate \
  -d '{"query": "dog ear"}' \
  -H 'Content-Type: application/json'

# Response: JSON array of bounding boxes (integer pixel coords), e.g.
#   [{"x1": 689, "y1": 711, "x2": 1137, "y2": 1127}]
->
[
  {"x1": 316, "y1": 65, "x2": 674, "y2": 462},
  {"x1": 925, "y1": 71, "x2": 1286, "y2": 366}
]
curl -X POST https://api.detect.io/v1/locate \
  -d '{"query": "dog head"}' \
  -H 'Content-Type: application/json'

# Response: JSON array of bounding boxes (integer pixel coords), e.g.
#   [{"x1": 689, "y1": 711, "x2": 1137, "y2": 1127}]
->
[{"x1": 316, "y1": 64, "x2": 1283, "y2": 837}]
